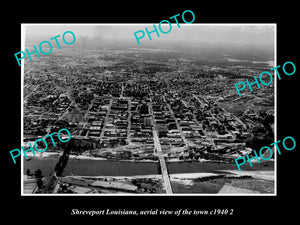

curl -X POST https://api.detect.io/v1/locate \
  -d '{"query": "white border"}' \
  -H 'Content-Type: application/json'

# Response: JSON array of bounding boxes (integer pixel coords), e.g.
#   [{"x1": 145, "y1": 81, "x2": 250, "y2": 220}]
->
[
  {"x1": 21, "y1": 23, "x2": 25, "y2": 196},
  {"x1": 21, "y1": 23, "x2": 277, "y2": 196},
  {"x1": 274, "y1": 24, "x2": 277, "y2": 197}
]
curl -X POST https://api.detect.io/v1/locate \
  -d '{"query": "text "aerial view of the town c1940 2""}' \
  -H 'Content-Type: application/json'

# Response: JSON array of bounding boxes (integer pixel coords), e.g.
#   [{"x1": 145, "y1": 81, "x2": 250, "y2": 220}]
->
[{"x1": 22, "y1": 24, "x2": 275, "y2": 195}]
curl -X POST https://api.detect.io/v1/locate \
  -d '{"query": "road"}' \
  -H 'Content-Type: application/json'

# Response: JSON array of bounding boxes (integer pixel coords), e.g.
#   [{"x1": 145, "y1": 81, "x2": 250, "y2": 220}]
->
[
  {"x1": 152, "y1": 129, "x2": 173, "y2": 194},
  {"x1": 127, "y1": 99, "x2": 131, "y2": 144},
  {"x1": 192, "y1": 95, "x2": 216, "y2": 148},
  {"x1": 149, "y1": 100, "x2": 173, "y2": 194},
  {"x1": 99, "y1": 99, "x2": 113, "y2": 140},
  {"x1": 163, "y1": 95, "x2": 188, "y2": 147}
]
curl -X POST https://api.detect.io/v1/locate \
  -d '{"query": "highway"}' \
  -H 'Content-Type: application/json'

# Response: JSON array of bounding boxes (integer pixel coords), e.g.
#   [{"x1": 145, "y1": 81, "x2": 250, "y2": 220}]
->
[
  {"x1": 149, "y1": 100, "x2": 173, "y2": 194},
  {"x1": 152, "y1": 129, "x2": 173, "y2": 194}
]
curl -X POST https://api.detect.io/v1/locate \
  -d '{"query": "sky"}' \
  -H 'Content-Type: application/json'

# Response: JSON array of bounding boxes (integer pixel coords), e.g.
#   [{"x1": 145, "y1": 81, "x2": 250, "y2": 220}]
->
[{"x1": 24, "y1": 24, "x2": 275, "y2": 49}]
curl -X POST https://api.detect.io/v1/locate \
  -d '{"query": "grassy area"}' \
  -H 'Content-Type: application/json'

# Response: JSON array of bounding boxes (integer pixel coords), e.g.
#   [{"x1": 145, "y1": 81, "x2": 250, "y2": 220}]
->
[
  {"x1": 227, "y1": 179, "x2": 274, "y2": 193},
  {"x1": 171, "y1": 176, "x2": 274, "y2": 194}
]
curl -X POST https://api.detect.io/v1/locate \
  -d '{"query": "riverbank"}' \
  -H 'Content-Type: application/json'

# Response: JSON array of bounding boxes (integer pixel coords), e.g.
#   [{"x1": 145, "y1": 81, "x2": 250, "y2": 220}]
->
[
  {"x1": 25, "y1": 169, "x2": 274, "y2": 195},
  {"x1": 23, "y1": 151, "x2": 275, "y2": 195},
  {"x1": 24, "y1": 151, "x2": 246, "y2": 164}
]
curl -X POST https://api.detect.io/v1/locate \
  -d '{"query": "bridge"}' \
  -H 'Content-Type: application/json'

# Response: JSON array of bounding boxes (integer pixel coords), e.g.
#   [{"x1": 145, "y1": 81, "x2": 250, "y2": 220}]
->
[
  {"x1": 153, "y1": 129, "x2": 173, "y2": 194},
  {"x1": 148, "y1": 99, "x2": 173, "y2": 194}
]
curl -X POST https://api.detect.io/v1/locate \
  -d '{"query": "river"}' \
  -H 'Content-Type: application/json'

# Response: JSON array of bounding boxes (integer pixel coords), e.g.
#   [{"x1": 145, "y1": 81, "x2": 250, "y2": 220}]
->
[
  {"x1": 225, "y1": 57, "x2": 274, "y2": 67},
  {"x1": 23, "y1": 156, "x2": 274, "y2": 177}
]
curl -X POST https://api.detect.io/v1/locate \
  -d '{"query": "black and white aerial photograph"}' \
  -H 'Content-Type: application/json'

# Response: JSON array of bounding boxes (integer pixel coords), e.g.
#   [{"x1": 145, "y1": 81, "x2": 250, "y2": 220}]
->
[{"x1": 22, "y1": 24, "x2": 276, "y2": 195}]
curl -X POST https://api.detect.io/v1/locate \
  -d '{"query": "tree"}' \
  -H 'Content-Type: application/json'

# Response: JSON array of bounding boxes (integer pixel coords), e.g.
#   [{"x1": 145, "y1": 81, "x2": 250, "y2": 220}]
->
[
  {"x1": 37, "y1": 178, "x2": 43, "y2": 189},
  {"x1": 35, "y1": 169, "x2": 43, "y2": 178},
  {"x1": 189, "y1": 151, "x2": 194, "y2": 159},
  {"x1": 26, "y1": 169, "x2": 31, "y2": 176}
]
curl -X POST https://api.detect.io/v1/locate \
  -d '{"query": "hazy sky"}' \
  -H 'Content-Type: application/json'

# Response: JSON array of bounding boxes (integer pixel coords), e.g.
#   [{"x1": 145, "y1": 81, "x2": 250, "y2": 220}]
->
[{"x1": 24, "y1": 24, "x2": 275, "y2": 48}]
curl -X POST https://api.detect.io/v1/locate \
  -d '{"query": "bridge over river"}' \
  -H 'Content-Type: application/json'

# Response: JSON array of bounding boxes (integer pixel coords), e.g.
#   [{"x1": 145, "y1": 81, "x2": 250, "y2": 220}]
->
[{"x1": 153, "y1": 129, "x2": 173, "y2": 194}]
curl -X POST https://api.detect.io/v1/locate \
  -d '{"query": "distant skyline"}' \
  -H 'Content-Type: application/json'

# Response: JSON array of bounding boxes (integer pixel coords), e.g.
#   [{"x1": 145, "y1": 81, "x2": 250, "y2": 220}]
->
[{"x1": 24, "y1": 24, "x2": 275, "y2": 50}]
